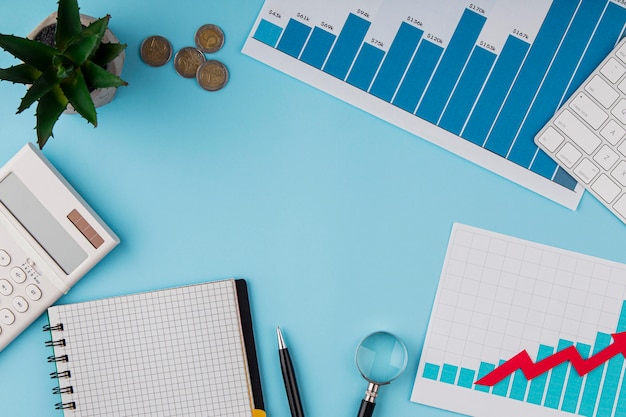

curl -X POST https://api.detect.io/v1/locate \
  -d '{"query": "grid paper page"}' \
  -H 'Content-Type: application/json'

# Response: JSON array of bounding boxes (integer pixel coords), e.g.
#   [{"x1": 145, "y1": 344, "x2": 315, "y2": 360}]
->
[
  {"x1": 47, "y1": 279, "x2": 253, "y2": 417},
  {"x1": 412, "y1": 224, "x2": 626, "y2": 417}
]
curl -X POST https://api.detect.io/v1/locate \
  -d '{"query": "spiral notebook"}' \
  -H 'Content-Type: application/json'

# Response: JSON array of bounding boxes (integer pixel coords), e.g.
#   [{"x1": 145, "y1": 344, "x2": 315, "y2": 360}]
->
[{"x1": 43, "y1": 279, "x2": 265, "y2": 417}]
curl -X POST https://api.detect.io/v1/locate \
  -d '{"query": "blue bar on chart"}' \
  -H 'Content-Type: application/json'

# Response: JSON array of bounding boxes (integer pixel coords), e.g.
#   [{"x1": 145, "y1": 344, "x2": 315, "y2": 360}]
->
[
  {"x1": 420, "y1": 300, "x2": 626, "y2": 416},
  {"x1": 369, "y1": 22, "x2": 424, "y2": 102},
  {"x1": 250, "y1": 1, "x2": 626, "y2": 195},
  {"x1": 253, "y1": 19, "x2": 283, "y2": 47},
  {"x1": 346, "y1": 43, "x2": 384, "y2": 91},
  {"x1": 415, "y1": 9, "x2": 487, "y2": 124},
  {"x1": 483, "y1": 0, "x2": 579, "y2": 158},
  {"x1": 323, "y1": 13, "x2": 371, "y2": 80},
  {"x1": 276, "y1": 18, "x2": 312, "y2": 58},
  {"x1": 512, "y1": 0, "x2": 608, "y2": 170},
  {"x1": 300, "y1": 27, "x2": 336, "y2": 69},
  {"x1": 392, "y1": 41, "x2": 443, "y2": 113},
  {"x1": 438, "y1": 46, "x2": 496, "y2": 135},
  {"x1": 461, "y1": 35, "x2": 530, "y2": 146}
]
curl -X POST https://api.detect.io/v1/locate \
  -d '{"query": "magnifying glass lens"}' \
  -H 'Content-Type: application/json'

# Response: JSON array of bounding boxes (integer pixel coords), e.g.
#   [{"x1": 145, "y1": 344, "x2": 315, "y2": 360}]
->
[
  {"x1": 356, "y1": 331, "x2": 408, "y2": 384},
  {"x1": 354, "y1": 332, "x2": 408, "y2": 417}
]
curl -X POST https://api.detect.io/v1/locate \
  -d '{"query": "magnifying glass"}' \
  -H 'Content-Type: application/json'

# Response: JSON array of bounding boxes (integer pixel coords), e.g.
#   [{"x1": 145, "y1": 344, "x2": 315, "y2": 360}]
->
[{"x1": 355, "y1": 331, "x2": 408, "y2": 417}]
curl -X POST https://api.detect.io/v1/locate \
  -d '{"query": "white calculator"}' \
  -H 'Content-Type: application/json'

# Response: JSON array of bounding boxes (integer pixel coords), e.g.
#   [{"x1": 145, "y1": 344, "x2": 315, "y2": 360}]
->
[{"x1": 0, "y1": 143, "x2": 119, "y2": 352}]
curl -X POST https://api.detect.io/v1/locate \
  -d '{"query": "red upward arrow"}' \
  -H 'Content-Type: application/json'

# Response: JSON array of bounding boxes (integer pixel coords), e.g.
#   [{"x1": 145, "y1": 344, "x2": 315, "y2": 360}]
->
[{"x1": 475, "y1": 332, "x2": 626, "y2": 386}]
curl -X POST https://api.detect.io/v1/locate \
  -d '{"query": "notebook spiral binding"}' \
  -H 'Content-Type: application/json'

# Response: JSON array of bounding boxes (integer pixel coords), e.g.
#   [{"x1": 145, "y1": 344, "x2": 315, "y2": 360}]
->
[{"x1": 44, "y1": 322, "x2": 75, "y2": 412}]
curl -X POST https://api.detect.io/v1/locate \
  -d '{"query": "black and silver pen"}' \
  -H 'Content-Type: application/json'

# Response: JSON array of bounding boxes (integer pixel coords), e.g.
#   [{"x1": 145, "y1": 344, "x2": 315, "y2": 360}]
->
[{"x1": 277, "y1": 327, "x2": 305, "y2": 417}]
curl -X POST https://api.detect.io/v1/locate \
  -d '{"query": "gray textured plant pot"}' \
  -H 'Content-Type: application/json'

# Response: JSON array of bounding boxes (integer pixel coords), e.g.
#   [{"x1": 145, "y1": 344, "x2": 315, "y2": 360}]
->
[{"x1": 28, "y1": 12, "x2": 125, "y2": 114}]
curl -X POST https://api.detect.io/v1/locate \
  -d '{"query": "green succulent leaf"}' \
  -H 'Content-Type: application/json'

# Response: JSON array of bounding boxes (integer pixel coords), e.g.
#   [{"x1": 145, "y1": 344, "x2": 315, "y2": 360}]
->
[
  {"x1": 52, "y1": 54, "x2": 74, "y2": 78},
  {"x1": 83, "y1": 60, "x2": 127, "y2": 89},
  {"x1": 35, "y1": 86, "x2": 69, "y2": 149},
  {"x1": 91, "y1": 42, "x2": 126, "y2": 66},
  {"x1": 55, "y1": 0, "x2": 82, "y2": 50},
  {"x1": 17, "y1": 66, "x2": 59, "y2": 113},
  {"x1": 0, "y1": 34, "x2": 58, "y2": 71},
  {"x1": 64, "y1": 16, "x2": 109, "y2": 65},
  {"x1": 60, "y1": 68, "x2": 97, "y2": 126},
  {"x1": 0, "y1": 64, "x2": 42, "y2": 85}
]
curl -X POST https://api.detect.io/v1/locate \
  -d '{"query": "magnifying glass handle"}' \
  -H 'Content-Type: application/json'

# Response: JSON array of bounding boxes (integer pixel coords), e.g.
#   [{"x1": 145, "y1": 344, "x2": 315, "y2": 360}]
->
[{"x1": 357, "y1": 400, "x2": 375, "y2": 417}]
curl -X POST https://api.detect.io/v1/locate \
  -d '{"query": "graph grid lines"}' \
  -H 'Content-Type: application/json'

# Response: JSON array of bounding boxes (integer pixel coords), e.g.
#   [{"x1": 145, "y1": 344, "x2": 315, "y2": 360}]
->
[{"x1": 412, "y1": 223, "x2": 626, "y2": 417}]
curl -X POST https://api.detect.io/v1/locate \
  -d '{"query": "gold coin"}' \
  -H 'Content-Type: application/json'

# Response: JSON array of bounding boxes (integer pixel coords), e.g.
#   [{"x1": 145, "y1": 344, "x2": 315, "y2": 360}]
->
[
  {"x1": 140, "y1": 35, "x2": 172, "y2": 67},
  {"x1": 195, "y1": 24, "x2": 225, "y2": 54},
  {"x1": 196, "y1": 60, "x2": 229, "y2": 91},
  {"x1": 174, "y1": 47, "x2": 206, "y2": 78}
]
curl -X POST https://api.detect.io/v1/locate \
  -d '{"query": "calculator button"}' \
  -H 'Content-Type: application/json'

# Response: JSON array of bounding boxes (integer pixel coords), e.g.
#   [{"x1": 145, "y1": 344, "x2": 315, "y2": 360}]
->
[
  {"x1": 0, "y1": 309, "x2": 15, "y2": 325},
  {"x1": 9, "y1": 267, "x2": 25, "y2": 284},
  {"x1": 601, "y1": 58, "x2": 626, "y2": 84},
  {"x1": 12, "y1": 297, "x2": 28, "y2": 313},
  {"x1": 0, "y1": 279, "x2": 13, "y2": 296},
  {"x1": 0, "y1": 250, "x2": 10, "y2": 267},
  {"x1": 25, "y1": 284, "x2": 42, "y2": 301}
]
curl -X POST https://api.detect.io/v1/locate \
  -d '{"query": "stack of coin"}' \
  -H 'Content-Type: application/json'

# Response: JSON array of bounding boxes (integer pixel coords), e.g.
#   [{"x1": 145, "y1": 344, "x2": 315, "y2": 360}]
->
[{"x1": 140, "y1": 24, "x2": 229, "y2": 91}]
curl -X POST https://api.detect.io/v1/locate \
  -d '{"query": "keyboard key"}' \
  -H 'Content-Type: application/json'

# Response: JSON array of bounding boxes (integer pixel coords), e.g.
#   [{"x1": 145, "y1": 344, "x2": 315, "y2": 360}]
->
[
  {"x1": 612, "y1": 99, "x2": 626, "y2": 125},
  {"x1": 557, "y1": 143, "x2": 582, "y2": 168},
  {"x1": 569, "y1": 92, "x2": 608, "y2": 129},
  {"x1": 612, "y1": 161, "x2": 626, "y2": 186},
  {"x1": 601, "y1": 58, "x2": 626, "y2": 83},
  {"x1": 574, "y1": 158, "x2": 599, "y2": 184},
  {"x1": 594, "y1": 145, "x2": 620, "y2": 170},
  {"x1": 614, "y1": 195, "x2": 626, "y2": 219},
  {"x1": 554, "y1": 110, "x2": 601, "y2": 154},
  {"x1": 617, "y1": 42, "x2": 626, "y2": 63},
  {"x1": 536, "y1": 127, "x2": 563, "y2": 152},
  {"x1": 601, "y1": 120, "x2": 626, "y2": 145},
  {"x1": 591, "y1": 174, "x2": 621, "y2": 203},
  {"x1": 587, "y1": 75, "x2": 619, "y2": 107}
]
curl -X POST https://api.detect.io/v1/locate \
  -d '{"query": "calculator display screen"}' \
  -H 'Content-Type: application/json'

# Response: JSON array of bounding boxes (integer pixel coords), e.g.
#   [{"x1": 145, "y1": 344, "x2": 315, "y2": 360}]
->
[{"x1": 0, "y1": 173, "x2": 87, "y2": 274}]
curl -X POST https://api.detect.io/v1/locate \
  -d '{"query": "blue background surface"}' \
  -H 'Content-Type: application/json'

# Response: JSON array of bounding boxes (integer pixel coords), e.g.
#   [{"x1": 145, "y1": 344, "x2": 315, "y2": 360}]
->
[{"x1": 0, "y1": 1, "x2": 625, "y2": 416}]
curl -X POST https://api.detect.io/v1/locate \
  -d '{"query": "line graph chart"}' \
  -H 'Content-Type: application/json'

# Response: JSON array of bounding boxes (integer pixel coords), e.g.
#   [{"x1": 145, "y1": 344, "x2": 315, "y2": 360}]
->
[{"x1": 413, "y1": 224, "x2": 626, "y2": 417}]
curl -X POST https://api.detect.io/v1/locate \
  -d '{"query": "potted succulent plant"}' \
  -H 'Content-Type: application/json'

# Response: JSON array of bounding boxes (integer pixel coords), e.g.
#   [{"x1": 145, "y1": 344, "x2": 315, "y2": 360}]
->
[{"x1": 0, "y1": 0, "x2": 127, "y2": 148}]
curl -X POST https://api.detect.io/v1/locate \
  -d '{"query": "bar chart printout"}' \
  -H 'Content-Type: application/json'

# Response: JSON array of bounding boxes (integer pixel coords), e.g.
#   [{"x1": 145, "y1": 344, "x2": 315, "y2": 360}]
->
[
  {"x1": 243, "y1": 0, "x2": 626, "y2": 209},
  {"x1": 412, "y1": 223, "x2": 626, "y2": 417}
]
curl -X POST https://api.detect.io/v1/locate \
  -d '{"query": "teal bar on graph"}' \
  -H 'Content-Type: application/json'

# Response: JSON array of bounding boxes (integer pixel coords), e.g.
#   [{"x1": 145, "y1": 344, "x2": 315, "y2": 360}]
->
[
  {"x1": 544, "y1": 339, "x2": 574, "y2": 409},
  {"x1": 527, "y1": 345, "x2": 554, "y2": 405},
  {"x1": 475, "y1": 362, "x2": 495, "y2": 393},
  {"x1": 579, "y1": 333, "x2": 612, "y2": 417},
  {"x1": 561, "y1": 342, "x2": 591, "y2": 413},
  {"x1": 441, "y1": 364, "x2": 459, "y2": 384},
  {"x1": 253, "y1": 19, "x2": 283, "y2": 47}
]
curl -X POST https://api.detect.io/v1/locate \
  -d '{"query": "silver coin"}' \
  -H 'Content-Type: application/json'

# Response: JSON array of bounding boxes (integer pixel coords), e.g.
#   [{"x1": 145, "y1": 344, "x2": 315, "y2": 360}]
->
[
  {"x1": 174, "y1": 47, "x2": 206, "y2": 78},
  {"x1": 196, "y1": 60, "x2": 229, "y2": 91}
]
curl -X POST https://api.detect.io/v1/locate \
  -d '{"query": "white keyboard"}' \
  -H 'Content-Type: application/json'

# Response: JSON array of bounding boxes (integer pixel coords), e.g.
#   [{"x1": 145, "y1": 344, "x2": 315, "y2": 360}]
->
[{"x1": 535, "y1": 37, "x2": 626, "y2": 224}]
